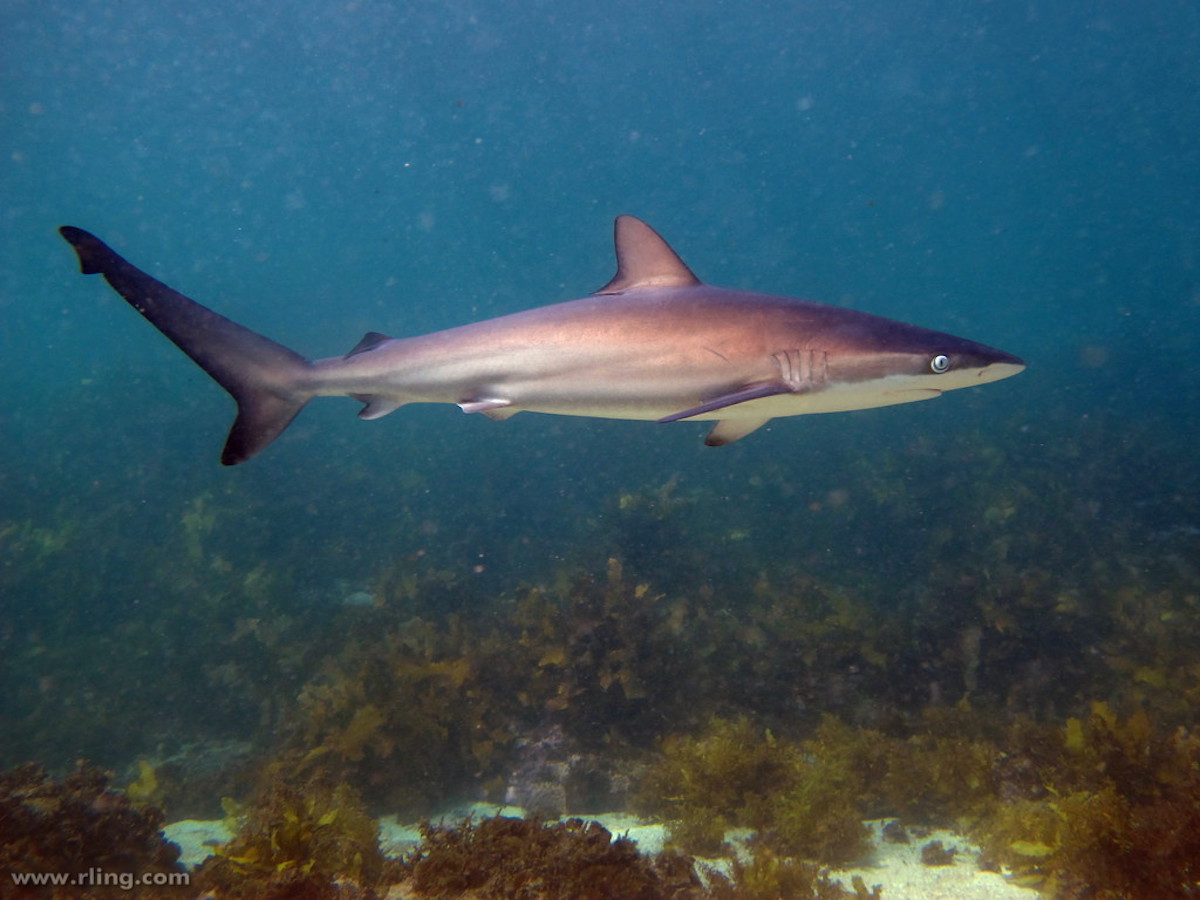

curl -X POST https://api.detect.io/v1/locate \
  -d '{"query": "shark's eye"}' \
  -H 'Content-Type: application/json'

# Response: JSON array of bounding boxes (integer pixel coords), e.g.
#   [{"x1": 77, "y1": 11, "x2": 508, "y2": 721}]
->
[{"x1": 930, "y1": 354, "x2": 951, "y2": 373}]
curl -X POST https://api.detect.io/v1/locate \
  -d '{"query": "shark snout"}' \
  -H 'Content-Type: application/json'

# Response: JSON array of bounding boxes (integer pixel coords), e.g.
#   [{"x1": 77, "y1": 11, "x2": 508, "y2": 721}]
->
[{"x1": 979, "y1": 359, "x2": 1026, "y2": 382}]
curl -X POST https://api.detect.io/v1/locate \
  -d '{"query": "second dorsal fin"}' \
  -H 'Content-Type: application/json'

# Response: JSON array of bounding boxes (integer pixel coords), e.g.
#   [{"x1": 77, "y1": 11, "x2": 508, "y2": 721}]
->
[
  {"x1": 345, "y1": 331, "x2": 393, "y2": 358},
  {"x1": 594, "y1": 216, "x2": 701, "y2": 295}
]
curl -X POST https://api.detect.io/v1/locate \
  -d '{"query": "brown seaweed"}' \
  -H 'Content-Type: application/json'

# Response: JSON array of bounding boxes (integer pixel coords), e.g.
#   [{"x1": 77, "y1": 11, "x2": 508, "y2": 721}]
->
[{"x1": 0, "y1": 762, "x2": 184, "y2": 899}]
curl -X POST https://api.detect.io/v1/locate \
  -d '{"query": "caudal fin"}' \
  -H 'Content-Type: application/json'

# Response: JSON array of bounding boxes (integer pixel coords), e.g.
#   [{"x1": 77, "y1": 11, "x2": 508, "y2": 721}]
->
[{"x1": 59, "y1": 226, "x2": 312, "y2": 465}]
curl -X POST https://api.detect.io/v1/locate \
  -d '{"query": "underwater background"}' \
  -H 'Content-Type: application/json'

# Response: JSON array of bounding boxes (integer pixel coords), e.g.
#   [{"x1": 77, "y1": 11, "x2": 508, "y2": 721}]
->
[{"x1": 2, "y1": 1, "x2": 1200, "y2": 896}]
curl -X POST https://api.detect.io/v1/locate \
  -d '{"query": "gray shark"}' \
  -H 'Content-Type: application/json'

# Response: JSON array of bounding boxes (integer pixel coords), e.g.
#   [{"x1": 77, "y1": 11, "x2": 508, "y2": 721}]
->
[{"x1": 59, "y1": 217, "x2": 1024, "y2": 465}]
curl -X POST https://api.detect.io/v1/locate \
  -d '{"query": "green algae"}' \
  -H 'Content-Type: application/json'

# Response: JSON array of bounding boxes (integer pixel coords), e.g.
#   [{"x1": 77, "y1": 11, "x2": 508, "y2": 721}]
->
[
  {"x1": 634, "y1": 717, "x2": 869, "y2": 865},
  {"x1": 193, "y1": 777, "x2": 390, "y2": 899}
]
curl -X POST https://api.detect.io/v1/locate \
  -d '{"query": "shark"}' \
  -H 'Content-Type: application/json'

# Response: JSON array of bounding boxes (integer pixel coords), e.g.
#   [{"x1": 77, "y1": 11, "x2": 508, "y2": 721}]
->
[{"x1": 59, "y1": 216, "x2": 1024, "y2": 465}]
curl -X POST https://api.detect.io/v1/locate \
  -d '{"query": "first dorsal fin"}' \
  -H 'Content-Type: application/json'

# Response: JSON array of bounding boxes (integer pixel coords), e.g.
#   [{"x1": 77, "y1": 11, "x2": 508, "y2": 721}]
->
[{"x1": 593, "y1": 215, "x2": 701, "y2": 295}]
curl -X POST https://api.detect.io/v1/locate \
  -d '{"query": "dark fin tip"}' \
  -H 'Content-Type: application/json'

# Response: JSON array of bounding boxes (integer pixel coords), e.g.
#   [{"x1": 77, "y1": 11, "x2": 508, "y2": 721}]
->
[{"x1": 59, "y1": 225, "x2": 108, "y2": 275}]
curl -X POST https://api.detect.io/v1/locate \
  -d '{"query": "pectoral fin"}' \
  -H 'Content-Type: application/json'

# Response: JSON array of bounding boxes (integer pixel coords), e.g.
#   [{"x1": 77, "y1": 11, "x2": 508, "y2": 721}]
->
[
  {"x1": 657, "y1": 382, "x2": 793, "y2": 424},
  {"x1": 705, "y1": 418, "x2": 770, "y2": 446}
]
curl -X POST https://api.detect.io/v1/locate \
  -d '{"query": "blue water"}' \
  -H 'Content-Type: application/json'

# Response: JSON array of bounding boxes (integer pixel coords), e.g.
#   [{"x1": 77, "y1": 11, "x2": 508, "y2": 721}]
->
[{"x1": 2, "y1": 0, "x2": 1198, "y2": 808}]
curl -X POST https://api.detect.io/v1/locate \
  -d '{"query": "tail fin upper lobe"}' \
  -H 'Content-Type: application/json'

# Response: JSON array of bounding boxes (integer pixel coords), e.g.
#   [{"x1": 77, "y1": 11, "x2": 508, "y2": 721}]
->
[{"x1": 59, "y1": 226, "x2": 312, "y2": 465}]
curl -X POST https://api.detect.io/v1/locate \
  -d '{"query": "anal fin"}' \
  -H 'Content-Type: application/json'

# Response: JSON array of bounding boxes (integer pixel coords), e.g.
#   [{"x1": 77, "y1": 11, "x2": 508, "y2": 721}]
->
[
  {"x1": 705, "y1": 418, "x2": 770, "y2": 446},
  {"x1": 352, "y1": 395, "x2": 406, "y2": 420}
]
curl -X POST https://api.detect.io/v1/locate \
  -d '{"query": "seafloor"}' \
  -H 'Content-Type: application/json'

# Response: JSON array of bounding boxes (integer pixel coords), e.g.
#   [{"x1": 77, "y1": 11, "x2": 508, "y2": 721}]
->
[{"x1": 3, "y1": 398, "x2": 1200, "y2": 898}]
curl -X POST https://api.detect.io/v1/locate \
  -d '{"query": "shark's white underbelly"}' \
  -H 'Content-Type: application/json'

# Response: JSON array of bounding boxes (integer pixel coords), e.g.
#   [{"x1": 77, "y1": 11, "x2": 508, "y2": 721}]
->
[{"x1": 510, "y1": 376, "x2": 944, "y2": 422}]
